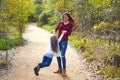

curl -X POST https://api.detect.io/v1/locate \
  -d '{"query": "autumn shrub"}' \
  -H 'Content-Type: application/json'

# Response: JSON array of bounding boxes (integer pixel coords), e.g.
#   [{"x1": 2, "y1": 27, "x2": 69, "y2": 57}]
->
[{"x1": 0, "y1": 36, "x2": 25, "y2": 50}]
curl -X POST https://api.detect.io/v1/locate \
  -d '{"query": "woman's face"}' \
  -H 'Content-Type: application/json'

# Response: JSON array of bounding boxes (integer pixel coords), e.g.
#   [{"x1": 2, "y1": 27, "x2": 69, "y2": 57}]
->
[{"x1": 63, "y1": 15, "x2": 69, "y2": 22}]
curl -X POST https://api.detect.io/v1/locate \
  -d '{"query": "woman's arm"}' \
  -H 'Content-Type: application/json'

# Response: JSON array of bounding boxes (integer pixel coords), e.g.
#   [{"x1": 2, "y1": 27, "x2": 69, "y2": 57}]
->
[
  {"x1": 65, "y1": 23, "x2": 73, "y2": 36},
  {"x1": 55, "y1": 22, "x2": 61, "y2": 32}
]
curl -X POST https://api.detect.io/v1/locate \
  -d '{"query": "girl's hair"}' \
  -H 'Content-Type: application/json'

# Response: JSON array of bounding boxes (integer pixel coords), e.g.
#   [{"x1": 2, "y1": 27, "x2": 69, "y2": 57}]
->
[
  {"x1": 63, "y1": 12, "x2": 74, "y2": 23},
  {"x1": 50, "y1": 35, "x2": 58, "y2": 53}
]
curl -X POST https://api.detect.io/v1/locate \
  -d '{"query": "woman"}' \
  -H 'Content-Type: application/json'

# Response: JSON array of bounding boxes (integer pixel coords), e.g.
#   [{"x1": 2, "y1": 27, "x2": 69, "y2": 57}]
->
[{"x1": 54, "y1": 12, "x2": 74, "y2": 76}]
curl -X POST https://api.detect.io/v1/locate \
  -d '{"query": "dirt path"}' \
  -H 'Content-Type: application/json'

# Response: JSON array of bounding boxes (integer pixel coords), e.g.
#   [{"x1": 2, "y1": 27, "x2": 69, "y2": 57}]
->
[{"x1": 1, "y1": 24, "x2": 91, "y2": 80}]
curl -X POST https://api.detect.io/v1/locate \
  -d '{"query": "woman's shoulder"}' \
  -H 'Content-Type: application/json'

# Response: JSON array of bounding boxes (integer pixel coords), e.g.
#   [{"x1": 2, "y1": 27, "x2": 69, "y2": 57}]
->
[
  {"x1": 58, "y1": 22, "x2": 73, "y2": 27},
  {"x1": 58, "y1": 21, "x2": 64, "y2": 24},
  {"x1": 57, "y1": 22, "x2": 64, "y2": 27},
  {"x1": 66, "y1": 22, "x2": 73, "y2": 28}
]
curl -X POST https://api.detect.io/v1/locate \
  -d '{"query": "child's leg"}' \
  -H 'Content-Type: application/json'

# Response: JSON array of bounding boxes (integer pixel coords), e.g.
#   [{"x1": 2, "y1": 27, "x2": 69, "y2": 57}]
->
[
  {"x1": 34, "y1": 56, "x2": 52, "y2": 76},
  {"x1": 41, "y1": 56, "x2": 48, "y2": 63},
  {"x1": 34, "y1": 56, "x2": 48, "y2": 76},
  {"x1": 40, "y1": 56, "x2": 52, "y2": 68}
]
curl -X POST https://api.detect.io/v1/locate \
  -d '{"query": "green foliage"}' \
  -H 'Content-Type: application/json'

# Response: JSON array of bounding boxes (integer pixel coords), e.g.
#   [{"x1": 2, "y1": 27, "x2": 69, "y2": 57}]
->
[
  {"x1": 0, "y1": 36, "x2": 25, "y2": 50},
  {"x1": 83, "y1": 51, "x2": 96, "y2": 61},
  {"x1": 0, "y1": 0, "x2": 35, "y2": 50},
  {"x1": 94, "y1": 22, "x2": 110, "y2": 30},
  {"x1": 55, "y1": 0, "x2": 75, "y2": 14},
  {"x1": 104, "y1": 65, "x2": 120, "y2": 78},
  {"x1": 73, "y1": 40, "x2": 81, "y2": 49},
  {"x1": 74, "y1": 0, "x2": 120, "y2": 35},
  {"x1": 69, "y1": 35, "x2": 86, "y2": 49},
  {"x1": 0, "y1": 0, "x2": 36, "y2": 37},
  {"x1": 83, "y1": 37, "x2": 120, "y2": 79},
  {"x1": 42, "y1": 25, "x2": 54, "y2": 33},
  {"x1": 69, "y1": 35, "x2": 76, "y2": 42},
  {"x1": 37, "y1": 13, "x2": 52, "y2": 26},
  {"x1": 34, "y1": 0, "x2": 61, "y2": 26}
]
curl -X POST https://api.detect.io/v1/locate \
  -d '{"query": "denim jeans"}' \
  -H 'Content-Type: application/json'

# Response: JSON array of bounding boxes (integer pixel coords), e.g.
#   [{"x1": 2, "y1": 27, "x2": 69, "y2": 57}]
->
[
  {"x1": 57, "y1": 41, "x2": 68, "y2": 70},
  {"x1": 38, "y1": 56, "x2": 52, "y2": 68}
]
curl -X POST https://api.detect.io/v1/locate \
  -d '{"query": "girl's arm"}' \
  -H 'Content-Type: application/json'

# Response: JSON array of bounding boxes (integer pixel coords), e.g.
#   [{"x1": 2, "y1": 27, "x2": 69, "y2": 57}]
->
[{"x1": 58, "y1": 33, "x2": 65, "y2": 43}]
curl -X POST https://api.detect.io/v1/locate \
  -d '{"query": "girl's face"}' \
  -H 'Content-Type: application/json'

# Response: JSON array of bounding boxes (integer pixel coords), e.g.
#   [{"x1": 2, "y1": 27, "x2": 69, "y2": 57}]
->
[{"x1": 63, "y1": 15, "x2": 69, "y2": 22}]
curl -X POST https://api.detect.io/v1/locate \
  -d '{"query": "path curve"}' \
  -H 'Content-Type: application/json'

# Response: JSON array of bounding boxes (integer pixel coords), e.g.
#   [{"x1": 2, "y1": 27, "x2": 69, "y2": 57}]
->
[{"x1": 1, "y1": 23, "x2": 91, "y2": 80}]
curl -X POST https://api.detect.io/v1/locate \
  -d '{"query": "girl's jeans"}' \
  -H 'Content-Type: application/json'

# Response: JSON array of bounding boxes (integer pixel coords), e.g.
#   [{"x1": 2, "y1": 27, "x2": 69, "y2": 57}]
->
[{"x1": 38, "y1": 56, "x2": 52, "y2": 68}]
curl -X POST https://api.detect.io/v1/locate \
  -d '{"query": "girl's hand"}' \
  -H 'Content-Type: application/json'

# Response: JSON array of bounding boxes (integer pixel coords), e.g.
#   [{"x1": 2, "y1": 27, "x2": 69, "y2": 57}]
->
[{"x1": 62, "y1": 30, "x2": 67, "y2": 34}]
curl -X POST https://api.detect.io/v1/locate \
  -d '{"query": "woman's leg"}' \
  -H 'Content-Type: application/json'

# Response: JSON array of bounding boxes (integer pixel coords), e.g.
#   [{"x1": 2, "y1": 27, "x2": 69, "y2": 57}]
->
[
  {"x1": 55, "y1": 41, "x2": 68, "y2": 74},
  {"x1": 61, "y1": 41, "x2": 68, "y2": 70},
  {"x1": 57, "y1": 42, "x2": 62, "y2": 69},
  {"x1": 54, "y1": 42, "x2": 62, "y2": 73},
  {"x1": 56, "y1": 57, "x2": 62, "y2": 69},
  {"x1": 60, "y1": 41, "x2": 68, "y2": 76}
]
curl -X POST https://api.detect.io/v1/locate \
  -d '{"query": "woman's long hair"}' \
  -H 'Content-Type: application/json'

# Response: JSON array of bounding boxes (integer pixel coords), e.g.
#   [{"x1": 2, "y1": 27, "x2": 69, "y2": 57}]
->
[
  {"x1": 50, "y1": 35, "x2": 58, "y2": 53},
  {"x1": 63, "y1": 12, "x2": 74, "y2": 24}
]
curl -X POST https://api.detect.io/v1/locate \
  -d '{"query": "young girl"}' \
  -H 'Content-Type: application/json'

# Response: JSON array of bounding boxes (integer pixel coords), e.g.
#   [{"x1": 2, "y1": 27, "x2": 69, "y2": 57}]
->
[{"x1": 33, "y1": 33, "x2": 64, "y2": 76}]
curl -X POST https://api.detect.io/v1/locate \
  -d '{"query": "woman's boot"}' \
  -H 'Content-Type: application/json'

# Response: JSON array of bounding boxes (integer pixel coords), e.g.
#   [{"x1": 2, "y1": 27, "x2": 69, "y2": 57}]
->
[
  {"x1": 54, "y1": 69, "x2": 62, "y2": 74},
  {"x1": 62, "y1": 69, "x2": 66, "y2": 76}
]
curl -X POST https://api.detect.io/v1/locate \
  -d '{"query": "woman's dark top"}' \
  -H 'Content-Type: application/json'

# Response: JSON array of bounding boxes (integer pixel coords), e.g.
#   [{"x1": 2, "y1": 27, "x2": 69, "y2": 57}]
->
[{"x1": 55, "y1": 22, "x2": 73, "y2": 41}]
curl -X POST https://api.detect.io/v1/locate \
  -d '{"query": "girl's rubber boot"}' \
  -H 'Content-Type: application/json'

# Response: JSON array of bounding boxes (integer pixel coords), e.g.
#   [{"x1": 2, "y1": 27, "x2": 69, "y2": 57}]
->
[
  {"x1": 34, "y1": 66, "x2": 39, "y2": 76},
  {"x1": 33, "y1": 63, "x2": 42, "y2": 76}
]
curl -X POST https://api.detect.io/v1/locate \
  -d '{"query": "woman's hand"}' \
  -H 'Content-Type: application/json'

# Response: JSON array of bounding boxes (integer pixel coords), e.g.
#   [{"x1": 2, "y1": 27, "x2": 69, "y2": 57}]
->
[{"x1": 62, "y1": 30, "x2": 67, "y2": 34}]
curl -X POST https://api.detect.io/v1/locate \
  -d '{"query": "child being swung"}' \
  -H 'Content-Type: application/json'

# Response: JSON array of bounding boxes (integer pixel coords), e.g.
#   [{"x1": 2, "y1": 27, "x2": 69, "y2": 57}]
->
[{"x1": 33, "y1": 33, "x2": 65, "y2": 76}]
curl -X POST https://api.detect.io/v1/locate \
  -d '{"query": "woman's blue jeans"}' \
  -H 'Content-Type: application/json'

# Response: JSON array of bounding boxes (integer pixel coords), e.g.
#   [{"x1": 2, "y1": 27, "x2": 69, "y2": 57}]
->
[{"x1": 57, "y1": 41, "x2": 68, "y2": 70}]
